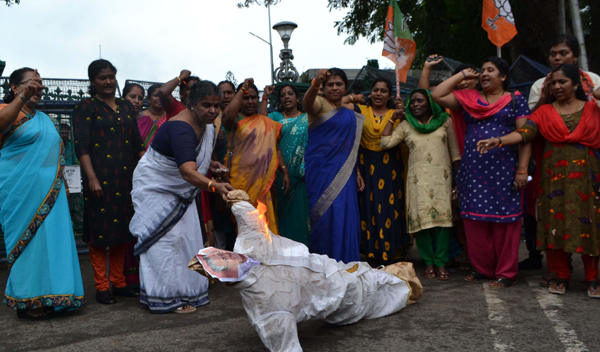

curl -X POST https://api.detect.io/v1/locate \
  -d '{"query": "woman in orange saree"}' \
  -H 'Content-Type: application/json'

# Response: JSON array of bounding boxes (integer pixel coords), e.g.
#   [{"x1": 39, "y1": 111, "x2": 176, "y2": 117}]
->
[{"x1": 222, "y1": 78, "x2": 290, "y2": 236}]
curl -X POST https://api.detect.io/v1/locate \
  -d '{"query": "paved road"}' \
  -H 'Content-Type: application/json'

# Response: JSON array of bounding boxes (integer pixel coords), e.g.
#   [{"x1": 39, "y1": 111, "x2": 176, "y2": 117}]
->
[{"x1": 1, "y1": 242, "x2": 598, "y2": 352}]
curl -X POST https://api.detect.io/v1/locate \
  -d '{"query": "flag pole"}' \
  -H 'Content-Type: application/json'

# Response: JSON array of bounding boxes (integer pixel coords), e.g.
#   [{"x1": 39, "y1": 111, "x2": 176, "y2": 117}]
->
[{"x1": 497, "y1": 46, "x2": 501, "y2": 58}]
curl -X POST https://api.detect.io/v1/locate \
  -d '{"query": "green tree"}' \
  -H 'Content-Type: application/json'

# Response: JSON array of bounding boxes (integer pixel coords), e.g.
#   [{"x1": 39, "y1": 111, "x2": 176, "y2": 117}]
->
[{"x1": 4, "y1": 0, "x2": 20, "y2": 6}]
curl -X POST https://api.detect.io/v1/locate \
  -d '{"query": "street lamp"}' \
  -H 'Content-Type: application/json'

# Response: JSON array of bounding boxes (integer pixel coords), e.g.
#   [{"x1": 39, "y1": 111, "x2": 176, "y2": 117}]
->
[{"x1": 272, "y1": 21, "x2": 299, "y2": 82}]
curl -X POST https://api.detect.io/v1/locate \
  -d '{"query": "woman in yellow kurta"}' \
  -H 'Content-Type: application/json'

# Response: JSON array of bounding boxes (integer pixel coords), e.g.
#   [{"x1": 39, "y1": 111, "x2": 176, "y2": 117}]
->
[
  {"x1": 222, "y1": 78, "x2": 290, "y2": 235},
  {"x1": 355, "y1": 78, "x2": 410, "y2": 264},
  {"x1": 381, "y1": 89, "x2": 461, "y2": 280}
]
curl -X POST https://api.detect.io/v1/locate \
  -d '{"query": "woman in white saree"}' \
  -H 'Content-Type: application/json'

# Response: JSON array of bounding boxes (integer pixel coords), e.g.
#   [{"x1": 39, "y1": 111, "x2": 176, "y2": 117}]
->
[{"x1": 130, "y1": 80, "x2": 233, "y2": 313}]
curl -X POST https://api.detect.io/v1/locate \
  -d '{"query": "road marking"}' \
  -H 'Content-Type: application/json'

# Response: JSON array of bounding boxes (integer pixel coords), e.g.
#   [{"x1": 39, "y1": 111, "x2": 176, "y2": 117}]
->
[
  {"x1": 526, "y1": 277, "x2": 589, "y2": 352},
  {"x1": 483, "y1": 282, "x2": 514, "y2": 351}
]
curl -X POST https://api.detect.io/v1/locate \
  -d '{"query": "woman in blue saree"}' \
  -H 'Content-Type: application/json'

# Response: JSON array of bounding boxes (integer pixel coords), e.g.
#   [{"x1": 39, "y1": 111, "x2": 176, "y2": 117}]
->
[
  {"x1": 303, "y1": 68, "x2": 365, "y2": 263},
  {"x1": 260, "y1": 84, "x2": 311, "y2": 245},
  {"x1": 130, "y1": 81, "x2": 233, "y2": 314},
  {"x1": 0, "y1": 68, "x2": 85, "y2": 320}
]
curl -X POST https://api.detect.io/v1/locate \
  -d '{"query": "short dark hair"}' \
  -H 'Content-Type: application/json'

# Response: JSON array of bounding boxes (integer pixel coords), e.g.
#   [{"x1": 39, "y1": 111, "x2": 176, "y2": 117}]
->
[
  {"x1": 481, "y1": 56, "x2": 510, "y2": 91},
  {"x1": 550, "y1": 64, "x2": 588, "y2": 102},
  {"x1": 365, "y1": 78, "x2": 396, "y2": 109},
  {"x1": 186, "y1": 80, "x2": 221, "y2": 109},
  {"x1": 323, "y1": 68, "x2": 348, "y2": 90},
  {"x1": 147, "y1": 83, "x2": 161, "y2": 98},
  {"x1": 275, "y1": 84, "x2": 304, "y2": 113},
  {"x1": 180, "y1": 76, "x2": 200, "y2": 90},
  {"x1": 123, "y1": 83, "x2": 144, "y2": 99},
  {"x1": 87, "y1": 59, "x2": 117, "y2": 96},
  {"x1": 4, "y1": 67, "x2": 34, "y2": 104},
  {"x1": 550, "y1": 33, "x2": 580, "y2": 58},
  {"x1": 218, "y1": 81, "x2": 236, "y2": 92}
]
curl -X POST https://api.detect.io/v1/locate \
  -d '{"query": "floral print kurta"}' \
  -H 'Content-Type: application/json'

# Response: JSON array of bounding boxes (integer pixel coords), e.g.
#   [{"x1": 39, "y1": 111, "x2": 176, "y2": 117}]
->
[
  {"x1": 518, "y1": 110, "x2": 600, "y2": 256},
  {"x1": 73, "y1": 98, "x2": 145, "y2": 247},
  {"x1": 381, "y1": 118, "x2": 461, "y2": 233}
]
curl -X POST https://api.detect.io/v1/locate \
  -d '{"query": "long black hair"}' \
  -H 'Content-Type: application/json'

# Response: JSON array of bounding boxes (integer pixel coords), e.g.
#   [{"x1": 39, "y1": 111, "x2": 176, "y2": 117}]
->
[
  {"x1": 4, "y1": 67, "x2": 34, "y2": 103},
  {"x1": 365, "y1": 77, "x2": 395, "y2": 109},
  {"x1": 275, "y1": 84, "x2": 304, "y2": 113},
  {"x1": 87, "y1": 59, "x2": 117, "y2": 96},
  {"x1": 322, "y1": 68, "x2": 348, "y2": 92},
  {"x1": 122, "y1": 83, "x2": 144, "y2": 99},
  {"x1": 549, "y1": 64, "x2": 588, "y2": 102},
  {"x1": 147, "y1": 83, "x2": 162, "y2": 98},
  {"x1": 481, "y1": 56, "x2": 511, "y2": 91}
]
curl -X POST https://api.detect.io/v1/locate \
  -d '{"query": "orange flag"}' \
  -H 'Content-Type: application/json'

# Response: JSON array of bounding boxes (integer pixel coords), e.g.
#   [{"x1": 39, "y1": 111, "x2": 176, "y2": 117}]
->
[
  {"x1": 382, "y1": 0, "x2": 416, "y2": 96},
  {"x1": 482, "y1": 0, "x2": 517, "y2": 48}
]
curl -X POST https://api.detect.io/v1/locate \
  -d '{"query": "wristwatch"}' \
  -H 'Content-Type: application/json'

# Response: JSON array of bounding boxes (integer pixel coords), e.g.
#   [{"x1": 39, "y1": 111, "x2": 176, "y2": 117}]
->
[{"x1": 19, "y1": 92, "x2": 29, "y2": 104}]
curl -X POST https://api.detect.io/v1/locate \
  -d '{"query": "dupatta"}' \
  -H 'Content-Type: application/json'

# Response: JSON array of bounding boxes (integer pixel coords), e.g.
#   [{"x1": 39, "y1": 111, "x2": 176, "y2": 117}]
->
[
  {"x1": 358, "y1": 105, "x2": 398, "y2": 151},
  {"x1": 529, "y1": 101, "x2": 600, "y2": 149},
  {"x1": 138, "y1": 115, "x2": 167, "y2": 150},
  {"x1": 405, "y1": 89, "x2": 448, "y2": 133},
  {"x1": 453, "y1": 89, "x2": 521, "y2": 120}
]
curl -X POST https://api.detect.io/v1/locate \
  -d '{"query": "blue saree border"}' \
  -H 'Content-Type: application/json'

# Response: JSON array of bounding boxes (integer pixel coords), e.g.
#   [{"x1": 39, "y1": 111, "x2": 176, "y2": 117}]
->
[{"x1": 309, "y1": 108, "x2": 365, "y2": 228}]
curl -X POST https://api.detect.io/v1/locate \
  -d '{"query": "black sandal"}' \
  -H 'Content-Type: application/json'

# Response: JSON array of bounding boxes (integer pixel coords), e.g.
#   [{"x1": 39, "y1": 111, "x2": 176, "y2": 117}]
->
[
  {"x1": 464, "y1": 271, "x2": 488, "y2": 282},
  {"x1": 17, "y1": 307, "x2": 54, "y2": 321},
  {"x1": 586, "y1": 280, "x2": 600, "y2": 299},
  {"x1": 491, "y1": 277, "x2": 516, "y2": 288}
]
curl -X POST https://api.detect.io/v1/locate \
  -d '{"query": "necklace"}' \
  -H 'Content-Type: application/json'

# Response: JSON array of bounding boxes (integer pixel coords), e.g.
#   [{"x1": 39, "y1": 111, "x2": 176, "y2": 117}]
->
[{"x1": 556, "y1": 100, "x2": 580, "y2": 119}]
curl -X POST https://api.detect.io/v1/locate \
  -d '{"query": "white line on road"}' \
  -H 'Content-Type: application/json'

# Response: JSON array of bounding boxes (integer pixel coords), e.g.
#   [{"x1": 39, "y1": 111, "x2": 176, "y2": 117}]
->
[
  {"x1": 526, "y1": 277, "x2": 589, "y2": 352},
  {"x1": 483, "y1": 282, "x2": 514, "y2": 351}
]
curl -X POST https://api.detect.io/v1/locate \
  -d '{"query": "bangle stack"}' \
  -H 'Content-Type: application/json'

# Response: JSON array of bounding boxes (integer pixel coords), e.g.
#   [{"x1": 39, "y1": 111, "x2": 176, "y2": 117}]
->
[
  {"x1": 497, "y1": 137, "x2": 503, "y2": 148},
  {"x1": 241, "y1": 88, "x2": 249, "y2": 95}
]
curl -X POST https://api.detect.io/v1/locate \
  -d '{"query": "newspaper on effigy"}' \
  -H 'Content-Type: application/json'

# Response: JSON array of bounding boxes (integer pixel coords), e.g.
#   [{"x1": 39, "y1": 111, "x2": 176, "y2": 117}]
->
[{"x1": 193, "y1": 247, "x2": 260, "y2": 283}]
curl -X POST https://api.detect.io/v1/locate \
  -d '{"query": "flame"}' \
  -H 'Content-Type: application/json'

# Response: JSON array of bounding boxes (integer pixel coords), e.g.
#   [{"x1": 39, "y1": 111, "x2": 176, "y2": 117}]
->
[{"x1": 247, "y1": 202, "x2": 272, "y2": 242}]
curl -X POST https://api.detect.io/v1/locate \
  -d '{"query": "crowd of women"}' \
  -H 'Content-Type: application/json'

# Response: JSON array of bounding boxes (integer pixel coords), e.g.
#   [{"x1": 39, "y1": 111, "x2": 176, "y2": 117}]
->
[{"x1": 2, "y1": 32, "x2": 600, "y2": 320}]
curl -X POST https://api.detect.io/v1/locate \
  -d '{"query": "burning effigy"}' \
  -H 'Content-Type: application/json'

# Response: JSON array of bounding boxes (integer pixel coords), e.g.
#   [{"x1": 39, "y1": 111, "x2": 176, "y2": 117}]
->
[{"x1": 189, "y1": 190, "x2": 422, "y2": 352}]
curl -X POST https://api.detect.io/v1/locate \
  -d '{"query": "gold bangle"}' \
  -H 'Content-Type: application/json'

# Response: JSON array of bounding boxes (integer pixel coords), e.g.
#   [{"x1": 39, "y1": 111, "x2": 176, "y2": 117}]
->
[
  {"x1": 177, "y1": 76, "x2": 182, "y2": 83},
  {"x1": 207, "y1": 181, "x2": 213, "y2": 191},
  {"x1": 281, "y1": 165, "x2": 287, "y2": 169},
  {"x1": 349, "y1": 96, "x2": 354, "y2": 103}
]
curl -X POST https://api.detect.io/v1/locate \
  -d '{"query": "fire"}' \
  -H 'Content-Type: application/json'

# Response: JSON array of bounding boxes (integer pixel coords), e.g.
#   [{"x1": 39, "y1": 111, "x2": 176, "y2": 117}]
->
[{"x1": 247, "y1": 202, "x2": 272, "y2": 242}]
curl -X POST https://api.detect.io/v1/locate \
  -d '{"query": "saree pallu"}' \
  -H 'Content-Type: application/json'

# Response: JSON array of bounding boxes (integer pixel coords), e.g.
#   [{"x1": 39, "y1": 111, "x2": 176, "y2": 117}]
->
[
  {"x1": 224, "y1": 115, "x2": 282, "y2": 236},
  {"x1": 305, "y1": 108, "x2": 364, "y2": 263},
  {"x1": 270, "y1": 112, "x2": 311, "y2": 246},
  {"x1": 130, "y1": 125, "x2": 214, "y2": 313},
  {"x1": 137, "y1": 115, "x2": 167, "y2": 151},
  {"x1": 358, "y1": 147, "x2": 409, "y2": 263},
  {"x1": 0, "y1": 111, "x2": 84, "y2": 310}
]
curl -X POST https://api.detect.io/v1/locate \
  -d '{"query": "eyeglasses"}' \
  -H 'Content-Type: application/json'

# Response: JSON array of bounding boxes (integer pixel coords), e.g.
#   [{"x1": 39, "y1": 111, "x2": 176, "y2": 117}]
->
[{"x1": 16, "y1": 79, "x2": 32, "y2": 85}]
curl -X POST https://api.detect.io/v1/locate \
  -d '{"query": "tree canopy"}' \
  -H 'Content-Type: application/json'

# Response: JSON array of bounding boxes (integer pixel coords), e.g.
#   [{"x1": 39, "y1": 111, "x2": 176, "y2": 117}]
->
[
  {"x1": 239, "y1": 0, "x2": 599, "y2": 71},
  {"x1": 4, "y1": 0, "x2": 20, "y2": 6}
]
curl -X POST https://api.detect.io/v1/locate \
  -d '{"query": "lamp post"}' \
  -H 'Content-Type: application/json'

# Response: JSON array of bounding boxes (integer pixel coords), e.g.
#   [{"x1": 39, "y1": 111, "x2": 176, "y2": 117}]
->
[{"x1": 272, "y1": 21, "x2": 299, "y2": 83}]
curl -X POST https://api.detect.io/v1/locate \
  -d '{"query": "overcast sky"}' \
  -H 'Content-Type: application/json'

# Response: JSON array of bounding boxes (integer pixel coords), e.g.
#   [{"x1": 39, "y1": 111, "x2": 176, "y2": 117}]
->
[{"x1": 1, "y1": 0, "x2": 392, "y2": 90}]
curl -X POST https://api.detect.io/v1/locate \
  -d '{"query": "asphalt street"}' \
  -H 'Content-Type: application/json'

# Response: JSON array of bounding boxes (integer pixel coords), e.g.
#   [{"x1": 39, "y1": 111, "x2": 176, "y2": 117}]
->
[{"x1": 1, "y1": 242, "x2": 599, "y2": 352}]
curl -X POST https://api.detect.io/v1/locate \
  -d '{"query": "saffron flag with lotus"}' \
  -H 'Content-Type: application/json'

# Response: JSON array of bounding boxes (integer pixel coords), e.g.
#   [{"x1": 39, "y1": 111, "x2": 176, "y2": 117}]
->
[{"x1": 382, "y1": 0, "x2": 415, "y2": 92}]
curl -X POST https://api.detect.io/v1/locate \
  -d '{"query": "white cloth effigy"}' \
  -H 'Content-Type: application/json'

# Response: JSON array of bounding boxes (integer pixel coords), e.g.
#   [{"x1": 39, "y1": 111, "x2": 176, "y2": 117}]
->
[
  {"x1": 230, "y1": 200, "x2": 412, "y2": 352},
  {"x1": 130, "y1": 124, "x2": 214, "y2": 313}
]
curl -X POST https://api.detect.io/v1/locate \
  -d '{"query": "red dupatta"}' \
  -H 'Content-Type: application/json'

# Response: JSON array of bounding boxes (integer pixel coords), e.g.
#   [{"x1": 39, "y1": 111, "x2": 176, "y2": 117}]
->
[
  {"x1": 453, "y1": 89, "x2": 522, "y2": 120},
  {"x1": 529, "y1": 101, "x2": 600, "y2": 149}
]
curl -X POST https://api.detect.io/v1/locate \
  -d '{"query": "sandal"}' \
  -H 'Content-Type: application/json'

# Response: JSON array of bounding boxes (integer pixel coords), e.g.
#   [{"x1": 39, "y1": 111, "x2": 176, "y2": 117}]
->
[
  {"x1": 539, "y1": 273, "x2": 557, "y2": 288},
  {"x1": 423, "y1": 269, "x2": 436, "y2": 279},
  {"x1": 464, "y1": 271, "x2": 488, "y2": 282},
  {"x1": 548, "y1": 278, "x2": 569, "y2": 295},
  {"x1": 586, "y1": 280, "x2": 600, "y2": 299},
  {"x1": 490, "y1": 277, "x2": 516, "y2": 288},
  {"x1": 17, "y1": 307, "x2": 54, "y2": 321},
  {"x1": 436, "y1": 267, "x2": 451, "y2": 281},
  {"x1": 174, "y1": 305, "x2": 197, "y2": 314}
]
